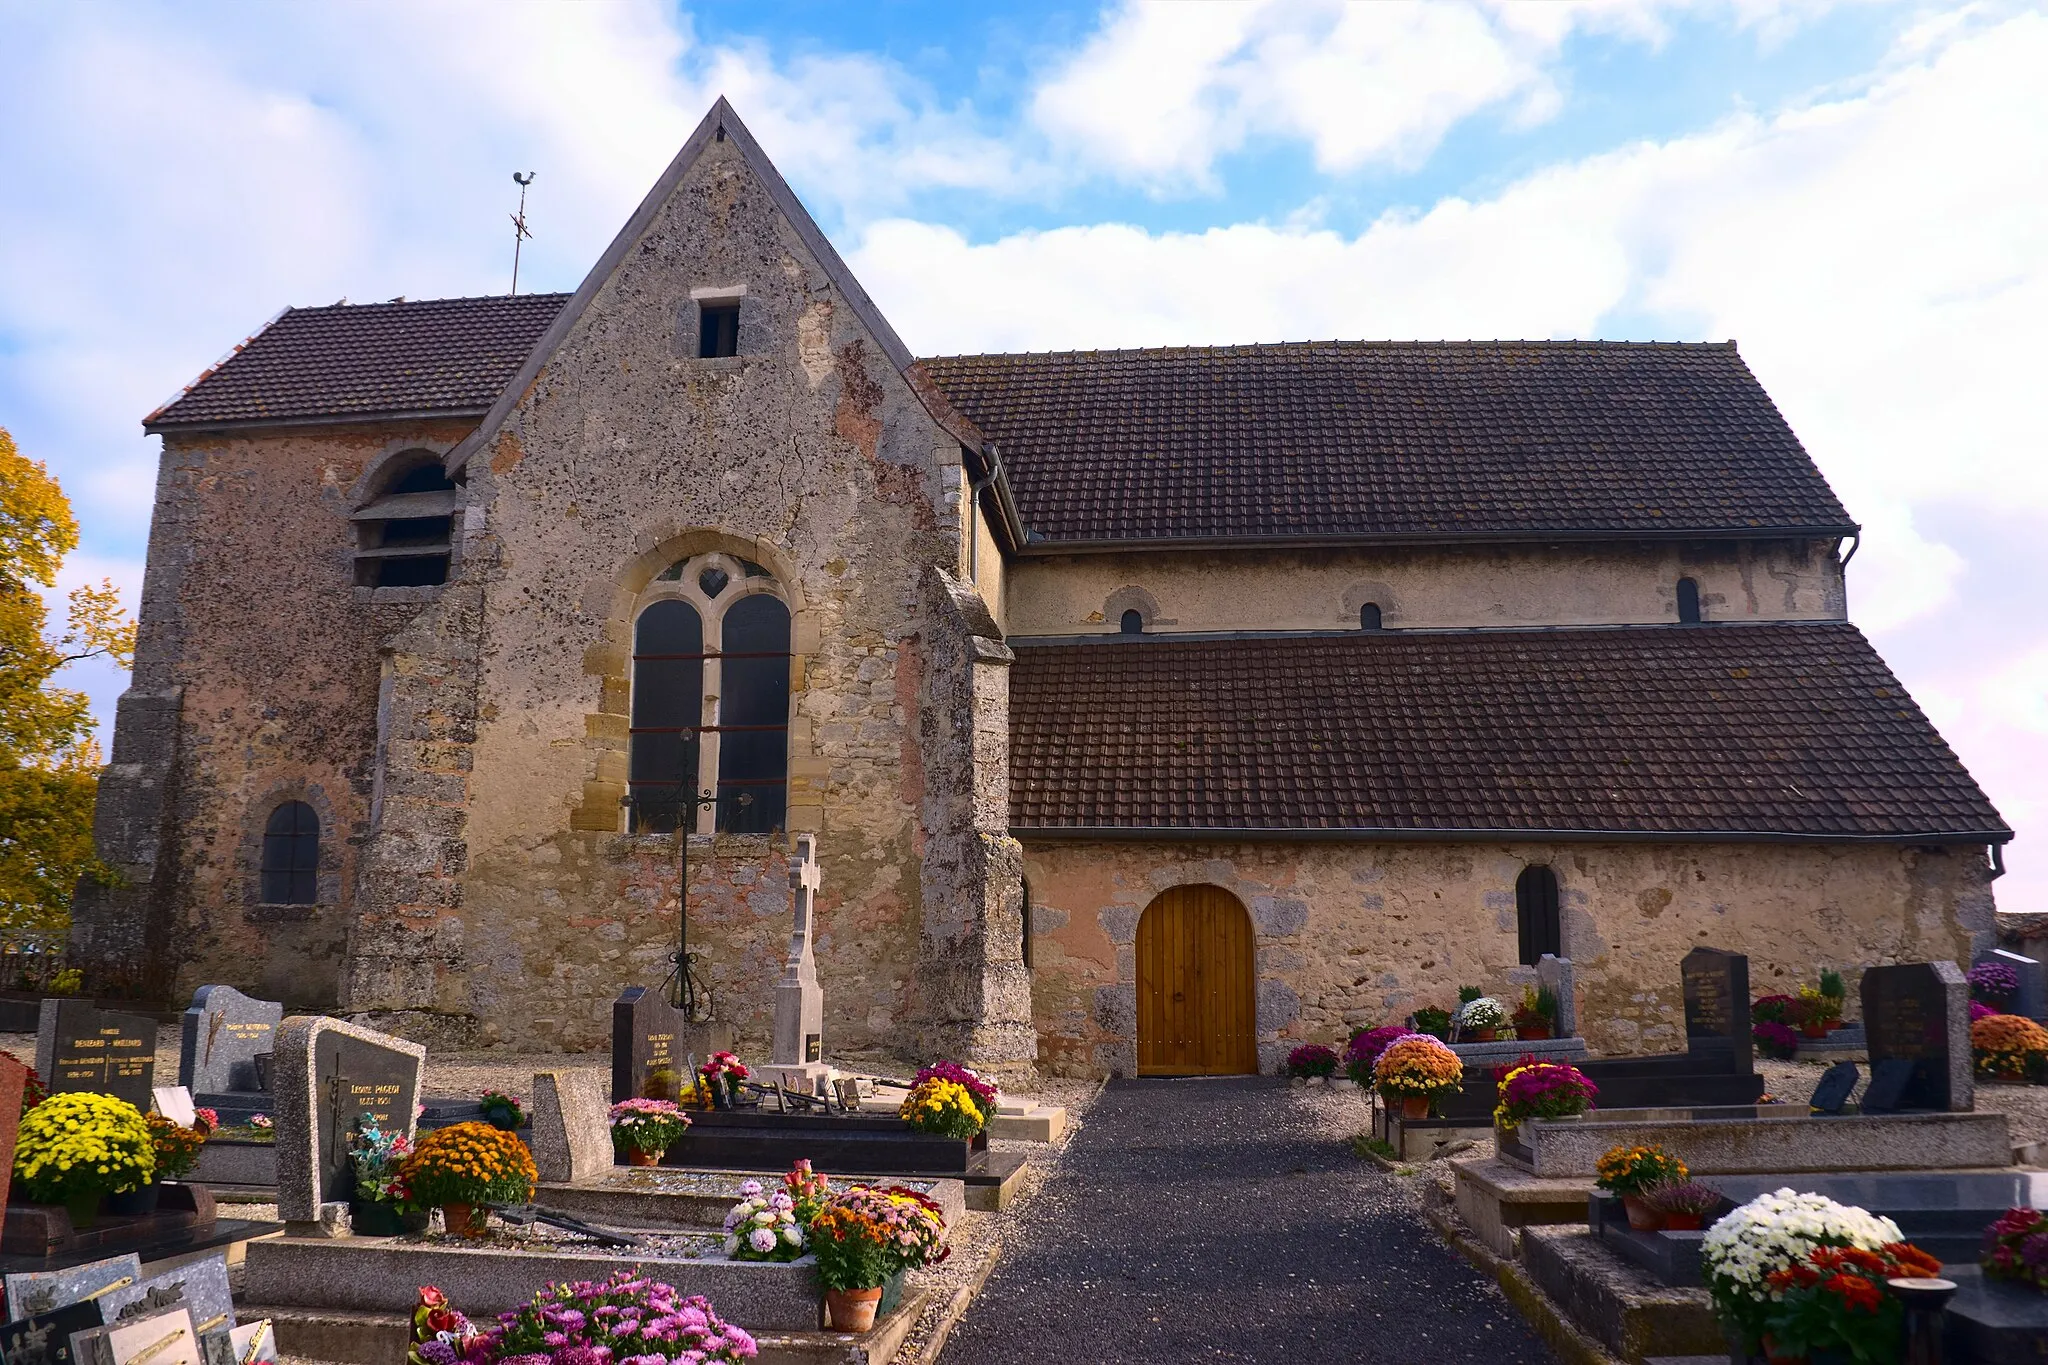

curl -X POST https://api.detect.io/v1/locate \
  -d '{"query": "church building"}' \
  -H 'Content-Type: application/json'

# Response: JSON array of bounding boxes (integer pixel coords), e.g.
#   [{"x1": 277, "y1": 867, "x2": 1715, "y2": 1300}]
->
[{"x1": 72, "y1": 100, "x2": 2011, "y2": 1078}]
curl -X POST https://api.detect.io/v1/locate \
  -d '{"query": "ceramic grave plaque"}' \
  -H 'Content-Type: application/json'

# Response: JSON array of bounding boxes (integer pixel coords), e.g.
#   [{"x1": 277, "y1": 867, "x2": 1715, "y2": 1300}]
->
[
  {"x1": 99, "y1": 1257, "x2": 232, "y2": 1339},
  {"x1": 610, "y1": 987, "x2": 687, "y2": 1104},
  {"x1": 1809, "y1": 1062, "x2": 1859, "y2": 1115},
  {"x1": 271, "y1": 1017, "x2": 424, "y2": 1224},
  {"x1": 0, "y1": 1299, "x2": 104, "y2": 1365},
  {"x1": 178, "y1": 987, "x2": 282, "y2": 1095},
  {"x1": 1861, "y1": 961, "x2": 1971, "y2": 1112},
  {"x1": 34, "y1": 1001, "x2": 155, "y2": 1110},
  {"x1": 4, "y1": 1256, "x2": 141, "y2": 1322},
  {"x1": 1680, "y1": 946, "x2": 1752, "y2": 1076}
]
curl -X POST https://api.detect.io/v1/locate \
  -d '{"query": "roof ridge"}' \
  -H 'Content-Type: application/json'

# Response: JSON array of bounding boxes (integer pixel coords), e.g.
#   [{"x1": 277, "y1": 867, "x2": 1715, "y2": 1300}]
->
[
  {"x1": 921, "y1": 338, "x2": 1738, "y2": 363},
  {"x1": 282, "y1": 293, "x2": 573, "y2": 316}
]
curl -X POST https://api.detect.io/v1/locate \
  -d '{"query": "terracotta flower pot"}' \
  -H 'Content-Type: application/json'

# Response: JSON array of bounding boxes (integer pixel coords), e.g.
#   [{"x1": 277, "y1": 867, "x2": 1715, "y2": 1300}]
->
[
  {"x1": 1800, "y1": 1022, "x2": 1828, "y2": 1040},
  {"x1": 1471, "y1": 1027, "x2": 1498, "y2": 1042},
  {"x1": 1517, "y1": 1023, "x2": 1553, "y2": 1040},
  {"x1": 1621, "y1": 1195, "x2": 1663, "y2": 1231},
  {"x1": 441, "y1": 1203, "x2": 488, "y2": 1237},
  {"x1": 1400, "y1": 1095, "x2": 1431, "y2": 1120},
  {"x1": 825, "y1": 1286, "x2": 883, "y2": 1332},
  {"x1": 1661, "y1": 1211, "x2": 1704, "y2": 1231},
  {"x1": 624, "y1": 1147, "x2": 661, "y2": 1167}
]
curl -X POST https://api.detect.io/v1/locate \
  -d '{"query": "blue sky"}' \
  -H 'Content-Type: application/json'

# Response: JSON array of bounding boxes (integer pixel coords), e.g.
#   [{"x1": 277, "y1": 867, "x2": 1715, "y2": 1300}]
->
[{"x1": 3, "y1": 0, "x2": 2045, "y2": 907}]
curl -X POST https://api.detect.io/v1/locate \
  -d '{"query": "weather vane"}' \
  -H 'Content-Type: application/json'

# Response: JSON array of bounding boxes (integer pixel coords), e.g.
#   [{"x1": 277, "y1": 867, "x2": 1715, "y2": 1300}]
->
[{"x1": 509, "y1": 172, "x2": 536, "y2": 295}]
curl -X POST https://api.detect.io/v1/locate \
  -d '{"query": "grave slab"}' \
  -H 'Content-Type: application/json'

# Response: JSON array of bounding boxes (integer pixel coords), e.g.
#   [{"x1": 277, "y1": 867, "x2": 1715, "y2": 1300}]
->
[
  {"x1": 537, "y1": 1167, "x2": 967, "y2": 1232},
  {"x1": 35, "y1": 1001, "x2": 155, "y2": 1110},
  {"x1": 1861, "y1": 960, "x2": 1972, "y2": 1112},
  {"x1": 1522, "y1": 1226, "x2": 1722, "y2": 1362},
  {"x1": 1502, "y1": 1104, "x2": 2011, "y2": 1178},
  {"x1": 1940, "y1": 1264, "x2": 2048, "y2": 1364},
  {"x1": 1450, "y1": 1156, "x2": 1593, "y2": 1260},
  {"x1": 271, "y1": 1017, "x2": 425, "y2": 1228},
  {"x1": 985, "y1": 1104, "x2": 1066, "y2": 1143}
]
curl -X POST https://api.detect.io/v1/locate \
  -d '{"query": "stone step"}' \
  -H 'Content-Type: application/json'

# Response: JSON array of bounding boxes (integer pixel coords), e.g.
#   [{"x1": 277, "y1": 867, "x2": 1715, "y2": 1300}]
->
[
  {"x1": 247, "y1": 1290, "x2": 930, "y2": 1365},
  {"x1": 1521, "y1": 1226, "x2": 1723, "y2": 1362}
]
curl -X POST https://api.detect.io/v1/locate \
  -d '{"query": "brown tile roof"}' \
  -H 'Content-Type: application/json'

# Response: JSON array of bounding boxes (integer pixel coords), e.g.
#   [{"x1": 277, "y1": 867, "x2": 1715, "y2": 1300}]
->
[
  {"x1": 146, "y1": 294, "x2": 570, "y2": 430},
  {"x1": 1008, "y1": 623, "x2": 2007, "y2": 841},
  {"x1": 921, "y1": 342, "x2": 1857, "y2": 544}
]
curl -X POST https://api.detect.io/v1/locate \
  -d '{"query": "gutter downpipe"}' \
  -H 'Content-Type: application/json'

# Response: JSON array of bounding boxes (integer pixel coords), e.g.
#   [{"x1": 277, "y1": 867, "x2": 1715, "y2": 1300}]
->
[{"x1": 966, "y1": 444, "x2": 998, "y2": 582}]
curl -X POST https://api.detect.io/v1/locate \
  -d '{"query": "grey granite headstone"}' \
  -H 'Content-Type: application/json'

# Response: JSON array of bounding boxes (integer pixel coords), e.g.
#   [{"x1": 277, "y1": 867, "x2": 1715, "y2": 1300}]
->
[
  {"x1": 1681, "y1": 946, "x2": 1752, "y2": 1076},
  {"x1": 5, "y1": 1255, "x2": 141, "y2": 1319},
  {"x1": 100, "y1": 1256, "x2": 233, "y2": 1335},
  {"x1": 1977, "y1": 948, "x2": 2046, "y2": 1022},
  {"x1": 1809, "y1": 1062, "x2": 1858, "y2": 1115},
  {"x1": 1536, "y1": 954, "x2": 1576, "y2": 1038},
  {"x1": 1861, "y1": 960, "x2": 1972, "y2": 1113},
  {"x1": 272, "y1": 1016, "x2": 425, "y2": 1227},
  {"x1": 178, "y1": 986, "x2": 282, "y2": 1094},
  {"x1": 34, "y1": 1000, "x2": 156, "y2": 1110},
  {"x1": 528, "y1": 1070, "x2": 613, "y2": 1184}
]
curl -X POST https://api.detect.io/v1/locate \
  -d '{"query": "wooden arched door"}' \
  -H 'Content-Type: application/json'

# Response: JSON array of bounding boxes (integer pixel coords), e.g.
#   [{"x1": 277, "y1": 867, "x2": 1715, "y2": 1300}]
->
[{"x1": 1136, "y1": 885, "x2": 1258, "y2": 1075}]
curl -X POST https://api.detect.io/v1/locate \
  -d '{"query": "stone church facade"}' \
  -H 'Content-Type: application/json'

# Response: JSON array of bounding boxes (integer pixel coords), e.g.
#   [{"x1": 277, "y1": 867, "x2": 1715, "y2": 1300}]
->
[{"x1": 72, "y1": 101, "x2": 2011, "y2": 1077}]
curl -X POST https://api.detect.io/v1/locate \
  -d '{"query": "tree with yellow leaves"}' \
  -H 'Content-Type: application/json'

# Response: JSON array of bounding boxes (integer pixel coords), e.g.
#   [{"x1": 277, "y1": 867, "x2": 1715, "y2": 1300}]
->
[{"x1": 1, "y1": 424, "x2": 135, "y2": 942}]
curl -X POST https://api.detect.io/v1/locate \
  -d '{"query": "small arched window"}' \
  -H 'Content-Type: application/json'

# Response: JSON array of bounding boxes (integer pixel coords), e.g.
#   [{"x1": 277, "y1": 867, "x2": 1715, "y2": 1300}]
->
[
  {"x1": 1516, "y1": 865, "x2": 1561, "y2": 966},
  {"x1": 354, "y1": 455, "x2": 456, "y2": 588},
  {"x1": 1360, "y1": 603, "x2": 1383, "y2": 631},
  {"x1": 628, "y1": 555, "x2": 789, "y2": 835},
  {"x1": 1120, "y1": 610, "x2": 1144, "y2": 635},
  {"x1": 261, "y1": 801, "x2": 320, "y2": 905},
  {"x1": 1676, "y1": 577, "x2": 1701, "y2": 624}
]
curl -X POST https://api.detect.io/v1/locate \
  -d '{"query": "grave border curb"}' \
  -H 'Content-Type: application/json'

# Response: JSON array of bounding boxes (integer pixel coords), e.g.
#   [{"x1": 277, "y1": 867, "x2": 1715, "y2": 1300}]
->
[{"x1": 1420, "y1": 1185, "x2": 1622, "y2": 1365}]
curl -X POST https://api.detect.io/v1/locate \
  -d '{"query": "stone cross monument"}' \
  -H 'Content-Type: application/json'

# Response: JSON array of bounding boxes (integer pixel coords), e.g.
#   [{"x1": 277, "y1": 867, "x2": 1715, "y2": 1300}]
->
[{"x1": 767, "y1": 834, "x2": 832, "y2": 1094}]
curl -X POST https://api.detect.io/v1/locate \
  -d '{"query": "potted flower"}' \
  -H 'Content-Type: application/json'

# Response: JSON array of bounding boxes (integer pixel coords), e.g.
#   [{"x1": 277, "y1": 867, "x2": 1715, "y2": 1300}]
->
[
  {"x1": 477, "y1": 1090, "x2": 524, "y2": 1131},
  {"x1": 914, "y1": 1062, "x2": 999, "y2": 1122},
  {"x1": 1343, "y1": 1026, "x2": 1410, "y2": 1088},
  {"x1": 1644, "y1": 1179, "x2": 1723, "y2": 1232},
  {"x1": 1972, "y1": 1013, "x2": 2048, "y2": 1082},
  {"x1": 1595, "y1": 1145, "x2": 1688, "y2": 1231},
  {"x1": 1794, "y1": 986, "x2": 1837, "y2": 1040},
  {"x1": 1755, "y1": 1242, "x2": 1944, "y2": 1362},
  {"x1": 1983, "y1": 1206, "x2": 2048, "y2": 1291},
  {"x1": 1817, "y1": 970, "x2": 1847, "y2": 1030},
  {"x1": 899, "y1": 1077, "x2": 987, "y2": 1139},
  {"x1": 347, "y1": 1112, "x2": 420, "y2": 1236},
  {"x1": 12, "y1": 1092, "x2": 155, "y2": 1228},
  {"x1": 808, "y1": 1185, "x2": 949, "y2": 1332},
  {"x1": 1409, "y1": 1007, "x2": 1452, "y2": 1041},
  {"x1": 463, "y1": 1270, "x2": 758, "y2": 1362},
  {"x1": 723, "y1": 1177, "x2": 809, "y2": 1261},
  {"x1": 130, "y1": 1113, "x2": 209, "y2": 1214},
  {"x1": 1456, "y1": 997, "x2": 1508, "y2": 1042},
  {"x1": 1701, "y1": 1188, "x2": 1909, "y2": 1359},
  {"x1": 1283, "y1": 1043, "x2": 1339, "y2": 1082},
  {"x1": 610, "y1": 1097, "x2": 691, "y2": 1165},
  {"x1": 1372, "y1": 1034, "x2": 1463, "y2": 1119},
  {"x1": 1510, "y1": 986, "x2": 1558, "y2": 1040},
  {"x1": 1750, "y1": 995, "x2": 1796, "y2": 1025},
  {"x1": 1752, "y1": 1019, "x2": 1799, "y2": 1061},
  {"x1": 1492, "y1": 1059, "x2": 1597, "y2": 1143},
  {"x1": 1969, "y1": 960, "x2": 2021, "y2": 1010},
  {"x1": 700, "y1": 1052, "x2": 750, "y2": 1108},
  {"x1": 396, "y1": 1120, "x2": 536, "y2": 1237}
]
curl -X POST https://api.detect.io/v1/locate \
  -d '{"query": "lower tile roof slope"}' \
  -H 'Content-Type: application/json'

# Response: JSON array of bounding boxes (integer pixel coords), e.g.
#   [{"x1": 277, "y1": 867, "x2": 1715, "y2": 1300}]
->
[{"x1": 1007, "y1": 622, "x2": 2007, "y2": 842}]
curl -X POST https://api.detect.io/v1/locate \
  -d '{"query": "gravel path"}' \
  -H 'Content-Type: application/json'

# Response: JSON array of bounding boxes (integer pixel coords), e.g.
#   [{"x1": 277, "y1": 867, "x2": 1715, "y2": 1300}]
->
[{"x1": 937, "y1": 1075, "x2": 1555, "y2": 1364}]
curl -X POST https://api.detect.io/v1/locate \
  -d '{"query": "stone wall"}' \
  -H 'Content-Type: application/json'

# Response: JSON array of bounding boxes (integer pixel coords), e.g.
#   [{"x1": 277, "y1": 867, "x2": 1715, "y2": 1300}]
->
[
  {"x1": 71, "y1": 419, "x2": 477, "y2": 1009},
  {"x1": 339, "y1": 132, "x2": 1026, "y2": 1060},
  {"x1": 1005, "y1": 539, "x2": 1845, "y2": 637},
  {"x1": 1022, "y1": 838, "x2": 1998, "y2": 1076}
]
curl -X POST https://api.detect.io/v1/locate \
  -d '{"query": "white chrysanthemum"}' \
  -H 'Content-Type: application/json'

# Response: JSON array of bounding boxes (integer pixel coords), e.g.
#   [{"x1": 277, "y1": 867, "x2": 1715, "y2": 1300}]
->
[{"x1": 1702, "y1": 1189, "x2": 1902, "y2": 1302}]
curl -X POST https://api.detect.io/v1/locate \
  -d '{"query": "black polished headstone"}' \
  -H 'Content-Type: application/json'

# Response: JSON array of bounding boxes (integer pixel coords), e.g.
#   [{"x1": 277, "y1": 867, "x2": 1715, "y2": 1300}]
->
[
  {"x1": 1809, "y1": 1061, "x2": 1859, "y2": 1115},
  {"x1": 611, "y1": 987, "x2": 686, "y2": 1104},
  {"x1": 1680, "y1": 946, "x2": 1752, "y2": 1076},
  {"x1": 33, "y1": 1000, "x2": 156, "y2": 1110},
  {"x1": 1860, "y1": 1057, "x2": 1916, "y2": 1114},
  {"x1": 313, "y1": 1030, "x2": 421, "y2": 1204},
  {"x1": 1862, "y1": 962, "x2": 1969, "y2": 1112}
]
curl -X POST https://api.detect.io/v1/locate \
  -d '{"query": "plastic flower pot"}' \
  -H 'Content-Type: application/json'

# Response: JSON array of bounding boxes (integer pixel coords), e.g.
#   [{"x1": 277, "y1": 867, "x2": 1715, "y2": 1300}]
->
[
  {"x1": 1662, "y1": 1211, "x2": 1705, "y2": 1231},
  {"x1": 1622, "y1": 1195, "x2": 1663, "y2": 1231},
  {"x1": 104, "y1": 1183, "x2": 160, "y2": 1217},
  {"x1": 441, "y1": 1204, "x2": 488, "y2": 1237},
  {"x1": 825, "y1": 1286, "x2": 883, "y2": 1332},
  {"x1": 624, "y1": 1147, "x2": 662, "y2": 1167},
  {"x1": 350, "y1": 1199, "x2": 407, "y2": 1236}
]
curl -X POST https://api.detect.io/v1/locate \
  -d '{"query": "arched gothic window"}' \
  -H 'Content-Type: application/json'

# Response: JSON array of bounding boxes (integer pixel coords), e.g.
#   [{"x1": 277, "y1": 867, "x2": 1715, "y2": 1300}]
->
[
  {"x1": 629, "y1": 553, "x2": 789, "y2": 835},
  {"x1": 1676, "y1": 577, "x2": 1702, "y2": 624},
  {"x1": 261, "y1": 801, "x2": 320, "y2": 905},
  {"x1": 1516, "y1": 864, "x2": 1561, "y2": 966}
]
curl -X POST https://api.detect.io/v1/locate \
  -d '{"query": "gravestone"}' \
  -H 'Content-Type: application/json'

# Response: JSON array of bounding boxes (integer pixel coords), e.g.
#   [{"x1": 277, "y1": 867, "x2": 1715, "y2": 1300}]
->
[
  {"x1": 1536, "y1": 954, "x2": 1576, "y2": 1037},
  {"x1": 1861, "y1": 961, "x2": 1972, "y2": 1112},
  {"x1": 0, "y1": 1052, "x2": 27, "y2": 1212},
  {"x1": 611, "y1": 987, "x2": 688, "y2": 1104},
  {"x1": 178, "y1": 986, "x2": 282, "y2": 1094},
  {"x1": 1680, "y1": 946, "x2": 1751, "y2": 1075},
  {"x1": 34, "y1": 1000, "x2": 155, "y2": 1109},
  {"x1": 1976, "y1": 947, "x2": 2046, "y2": 1022},
  {"x1": 767, "y1": 834, "x2": 830, "y2": 1094},
  {"x1": 99, "y1": 1257, "x2": 232, "y2": 1337},
  {"x1": 271, "y1": 1016, "x2": 425, "y2": 1228},
  {"x1": 528, "y1": 1071, "x2": 613, "y2": 1184},
  {"x1": 0, "y1": 1297, "x2": 103, "y2": 1365},
  {"x1": 4, "y1": 1254, "x2": 141, "y2": 1322},
  {"x1": 1808, "y1": 1062, "x2": 1858, "y2": 1115}
]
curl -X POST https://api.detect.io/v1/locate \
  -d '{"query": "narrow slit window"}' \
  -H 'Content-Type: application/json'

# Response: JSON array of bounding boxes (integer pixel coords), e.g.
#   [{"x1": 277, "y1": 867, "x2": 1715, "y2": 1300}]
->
[
  {"x1": 1120, "y1": 610, "x2": 1144, "y2": 635},
  {"x1": 1360, "y1": 603, "x2": 1383, "y2": 631},
  {"x1": 698, "y1": 303, "x2": 740, "y2": 358},
  {"x1": 260, "y1": 801, "x2": 320, "y2": 905},
  {"x1": 1516, "y1": 865, "x2": 1561, "y2": 966},
  {"x1": 1677, "y1": 577, "x2": 1702, "y2": 624}
]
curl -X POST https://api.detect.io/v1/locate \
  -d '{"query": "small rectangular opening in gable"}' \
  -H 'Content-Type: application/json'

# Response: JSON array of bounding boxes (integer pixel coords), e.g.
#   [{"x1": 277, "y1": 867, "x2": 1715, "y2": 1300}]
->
[{"x1": 699, "y1": 303, "x2": 739, "y2": 358}]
